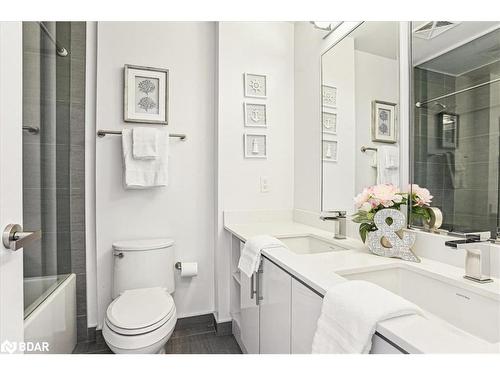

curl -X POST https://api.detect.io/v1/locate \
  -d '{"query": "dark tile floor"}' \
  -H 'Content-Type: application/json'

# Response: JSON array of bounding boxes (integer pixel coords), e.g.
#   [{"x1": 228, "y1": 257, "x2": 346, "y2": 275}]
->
[{"x1": 73, "y1": 314, "x2": 242, "y2": 354}]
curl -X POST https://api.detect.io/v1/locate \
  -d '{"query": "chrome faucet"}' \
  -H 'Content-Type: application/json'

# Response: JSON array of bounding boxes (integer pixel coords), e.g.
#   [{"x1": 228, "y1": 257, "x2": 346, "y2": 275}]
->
[
  {"x1": 457, "y1": 234, "x2": 493, "y2": 283},
  {"x1": 320, "y1": 210, "x2": 347, "y2": 239}
]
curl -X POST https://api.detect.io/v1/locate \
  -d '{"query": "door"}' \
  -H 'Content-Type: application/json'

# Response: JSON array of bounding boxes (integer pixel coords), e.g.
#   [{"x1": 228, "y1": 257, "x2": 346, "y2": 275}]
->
[
  {"x1": 259, "y1": 257, "x2": 291, "y2": 354},
  {"x1": 239, "y1": 266, "x2": 260, "y2": 354},
  {"x1": 0, "y1": 21, "x2": 24, "y2": 352},
  {"x1": 290, "y1": 278, "x2": 323, "y2": 353}
]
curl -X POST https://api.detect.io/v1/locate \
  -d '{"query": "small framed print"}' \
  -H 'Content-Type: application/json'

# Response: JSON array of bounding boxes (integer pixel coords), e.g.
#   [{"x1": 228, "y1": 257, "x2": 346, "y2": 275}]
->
[
  {"x1": 322, "y1": 140, "x2": 338, "y2": 162},
  {"x1": 371, "y1": 100, "x2": 397, "y2": 143},
  {"x1": 124, "y1": 64, "x2": 168, "y2": 124},
  {"x1": 322, "y1": 85, "x2": 337, "y2": 108},
  {"x1": 438, "y1": 112, "x2": 459, "y2": 149},
  {"x1": 244, "y1": 102, "x2": 267, "y2": 127},
  {"x1": 244, "y1": 133, "x2": 267, "y2": 159},
  {"x1": 322, "y1": 110, "x2": 337, "y2": 134},
  {"x1": 244, "y1": 73, "x2": 267, "y2": 98}
]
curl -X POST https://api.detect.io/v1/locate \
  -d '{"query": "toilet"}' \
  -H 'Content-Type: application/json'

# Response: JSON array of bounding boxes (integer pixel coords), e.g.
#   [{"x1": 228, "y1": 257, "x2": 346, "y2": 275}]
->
[{"x1": 102, "y1": 238, "x2": 177, "y2": 354}]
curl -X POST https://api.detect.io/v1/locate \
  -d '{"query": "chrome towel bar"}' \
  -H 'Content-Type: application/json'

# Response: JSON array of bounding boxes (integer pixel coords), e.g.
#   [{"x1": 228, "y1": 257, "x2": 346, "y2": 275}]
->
[
  {"x1": 97, "y1": 129, "x2": 186, "y2": 140},
  {"x1": 360, "y1": 146, "x2": 377, "y2": 153}
]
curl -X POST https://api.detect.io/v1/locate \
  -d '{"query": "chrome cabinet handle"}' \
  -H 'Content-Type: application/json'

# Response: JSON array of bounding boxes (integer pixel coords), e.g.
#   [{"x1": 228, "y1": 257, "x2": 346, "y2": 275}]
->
[
  {"x1": 250, "y1": 273, "x2": 256, "y2": 299},
  {"x1": 256, "y1": 265, "x2": 263, "y2": 305},
  {"x1": 2, "y1": 224, "x2": 42, "y2": 251}
]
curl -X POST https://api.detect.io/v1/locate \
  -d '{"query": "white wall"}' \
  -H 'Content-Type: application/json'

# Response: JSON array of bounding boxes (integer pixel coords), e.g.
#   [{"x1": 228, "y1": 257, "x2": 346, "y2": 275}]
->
[
  {"x1": 94, "y1": 22, "x2": 216, "y2": 328},
  {"x1": 215, "y1": 22, "x2": 294, "y2": 322},
  {"x1": 354, "y1": 50, "x2": 399, "y2": 193}
]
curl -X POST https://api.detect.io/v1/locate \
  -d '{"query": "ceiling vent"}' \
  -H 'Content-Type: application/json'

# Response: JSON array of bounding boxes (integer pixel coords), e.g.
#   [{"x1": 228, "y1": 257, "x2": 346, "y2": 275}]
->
[{"x1": 413, "y1": 21, "x2": 461, "y2": 40}]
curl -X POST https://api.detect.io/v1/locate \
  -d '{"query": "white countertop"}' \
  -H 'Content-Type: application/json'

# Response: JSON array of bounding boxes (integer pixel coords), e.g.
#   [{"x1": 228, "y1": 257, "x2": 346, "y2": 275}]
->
[{"x1": 225, "y1": 220, "x2": 500, "y2": 353}]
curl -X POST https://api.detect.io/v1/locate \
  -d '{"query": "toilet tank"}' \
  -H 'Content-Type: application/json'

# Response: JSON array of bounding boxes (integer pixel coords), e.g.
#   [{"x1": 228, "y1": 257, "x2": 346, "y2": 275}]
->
[{"x1": 112, "y1": 238, "x2": 175, "y2": 298}]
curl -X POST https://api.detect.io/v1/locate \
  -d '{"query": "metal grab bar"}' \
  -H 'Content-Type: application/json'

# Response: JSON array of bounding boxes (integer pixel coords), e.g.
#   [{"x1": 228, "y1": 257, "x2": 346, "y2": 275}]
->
[
  {"x1": 97, "y1": 129, "x2": 186, "y2": 140},
  {"x1": 361, "y1": 146, "x2": 377, "y2": 153},
  {"x1": 23, "y1": 126, "x2": 40, "y2": 135},
  {"x1": 415, "y1": 77, "x2": 500, "y2": 108}
]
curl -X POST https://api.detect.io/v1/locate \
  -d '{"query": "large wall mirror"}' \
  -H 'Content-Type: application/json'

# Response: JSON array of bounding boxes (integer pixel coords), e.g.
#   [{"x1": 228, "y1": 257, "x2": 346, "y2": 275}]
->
[
  {"x1": 321, "y1": 22, "x2": 400, "y2": 213},
  {"x1": 411, "y1": 22, "x2": 500, "y2": 236}
]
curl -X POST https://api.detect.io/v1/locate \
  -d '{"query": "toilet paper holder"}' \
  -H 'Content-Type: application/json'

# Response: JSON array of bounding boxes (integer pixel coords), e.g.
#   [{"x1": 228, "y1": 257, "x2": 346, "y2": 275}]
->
[{"x1": 174, "y1": 262, "x2": 182, "y2": 270}]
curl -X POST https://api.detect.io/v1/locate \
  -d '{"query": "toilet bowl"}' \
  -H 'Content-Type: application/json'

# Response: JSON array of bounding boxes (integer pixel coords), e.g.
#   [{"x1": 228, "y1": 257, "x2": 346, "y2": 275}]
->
[
  {"x1": 103, "y1": 287, "x2": 177, "y2": 354},
  {"x1": 102, "y1": 238, "x2": 177, "y2": 354}
]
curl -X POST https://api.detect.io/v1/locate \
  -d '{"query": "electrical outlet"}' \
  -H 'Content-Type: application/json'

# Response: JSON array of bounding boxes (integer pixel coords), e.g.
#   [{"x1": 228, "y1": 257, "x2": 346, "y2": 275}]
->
[{"x1": 260, "y1": 176, "x2": 269, "y2": 193}]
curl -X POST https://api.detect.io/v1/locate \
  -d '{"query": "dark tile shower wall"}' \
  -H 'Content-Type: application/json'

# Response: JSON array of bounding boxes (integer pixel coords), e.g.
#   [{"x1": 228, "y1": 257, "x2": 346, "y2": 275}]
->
[
  {"x1": 67, "y1": 22, "x2": 88, "y2": 342},
  {"x1": 413, "y1": 63, "x2": 500, "y2": 235},
  {"x1": 22, "y1": 22, "x2": 88, "y2": 342}
]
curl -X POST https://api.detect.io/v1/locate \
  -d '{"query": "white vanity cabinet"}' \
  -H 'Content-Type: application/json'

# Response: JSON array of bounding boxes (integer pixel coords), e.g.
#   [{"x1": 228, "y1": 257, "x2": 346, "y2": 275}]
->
[
  {"x1": 259, "y1": 257, "x2": 292, "y2": 354},
  {"x1": 290, "y1": 279, "x2": 323, "y2": 353},
  {"x1": 234, "y1": 241, "x2": 404, "y2": 354}
]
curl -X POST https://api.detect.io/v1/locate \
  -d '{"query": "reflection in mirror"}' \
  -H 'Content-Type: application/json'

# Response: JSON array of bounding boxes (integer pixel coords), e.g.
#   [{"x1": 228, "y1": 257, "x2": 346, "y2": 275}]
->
[
  {"x1": 411, "y1": 22, "x2": 500, "y2": 236},
  {"x1": 320, "y1": 22, "x2": 400, "y2": 213}
]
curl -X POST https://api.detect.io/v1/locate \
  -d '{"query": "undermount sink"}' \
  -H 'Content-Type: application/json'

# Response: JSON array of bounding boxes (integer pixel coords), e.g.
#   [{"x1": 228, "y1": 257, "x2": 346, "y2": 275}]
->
[
  {"x1": 279, "y1": 235, "x2": 349, "y2": 255},
  {"x1": 338, "y1": 266, "x2": 500, "y2": 344}
]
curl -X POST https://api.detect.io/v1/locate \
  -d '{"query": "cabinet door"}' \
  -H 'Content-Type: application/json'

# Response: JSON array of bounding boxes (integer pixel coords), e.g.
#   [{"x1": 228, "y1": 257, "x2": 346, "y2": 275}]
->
[
  {"x1": 240, "y1": 269, "x2": 259, "y2": 354},
  {"x1": 259, "y1": 258, "x2": 292, "y2": 354},
  {"x1": 291, "y1": 279, "x2": 323, "y2": 353}
]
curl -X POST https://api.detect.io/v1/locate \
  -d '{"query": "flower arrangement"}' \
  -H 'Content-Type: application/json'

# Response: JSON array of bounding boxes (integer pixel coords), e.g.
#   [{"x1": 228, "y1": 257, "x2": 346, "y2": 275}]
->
[{"x1": 352, "y1": 184, "x2": 433, "y2": 243}]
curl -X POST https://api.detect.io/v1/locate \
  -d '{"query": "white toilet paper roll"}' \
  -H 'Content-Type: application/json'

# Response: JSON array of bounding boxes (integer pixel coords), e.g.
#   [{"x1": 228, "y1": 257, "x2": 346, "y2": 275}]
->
[{"x1": 180, "y1": 262, "x2": 198, "y2": 277}]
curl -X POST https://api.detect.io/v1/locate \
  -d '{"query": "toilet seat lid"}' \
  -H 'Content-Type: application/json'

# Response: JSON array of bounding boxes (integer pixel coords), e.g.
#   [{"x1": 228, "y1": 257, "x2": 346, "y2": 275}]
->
[{"x1": 107, "y1": 287, "x2": 175, "y2": 330}]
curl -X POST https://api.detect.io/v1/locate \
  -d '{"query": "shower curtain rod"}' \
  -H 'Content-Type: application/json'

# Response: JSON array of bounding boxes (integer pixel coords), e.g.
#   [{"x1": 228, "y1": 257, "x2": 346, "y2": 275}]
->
[
  {"x1": 37, "y1": 21, "x2": 69, "y2": 57},
  {"x1": 415, "y1": 77, "x2": 500, "y2": 108}
]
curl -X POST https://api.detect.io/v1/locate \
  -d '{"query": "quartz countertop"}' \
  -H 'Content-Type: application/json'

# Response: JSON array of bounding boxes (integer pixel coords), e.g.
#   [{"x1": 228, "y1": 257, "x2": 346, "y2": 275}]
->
[{"x1": 224, "y1": 220, "x2": 500, "y2": 353}]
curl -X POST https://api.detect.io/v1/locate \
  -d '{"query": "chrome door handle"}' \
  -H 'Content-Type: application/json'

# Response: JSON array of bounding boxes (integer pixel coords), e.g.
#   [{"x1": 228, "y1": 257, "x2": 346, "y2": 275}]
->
[{"x1": 2, "y1": 224, "x2": 42, "y2": 251}]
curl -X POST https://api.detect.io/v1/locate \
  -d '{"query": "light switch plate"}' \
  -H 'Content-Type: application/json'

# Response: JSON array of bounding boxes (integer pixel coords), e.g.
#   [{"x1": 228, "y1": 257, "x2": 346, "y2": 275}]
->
[{"x1": 260, "y1": 176, "x2": 269, "y2": 193}]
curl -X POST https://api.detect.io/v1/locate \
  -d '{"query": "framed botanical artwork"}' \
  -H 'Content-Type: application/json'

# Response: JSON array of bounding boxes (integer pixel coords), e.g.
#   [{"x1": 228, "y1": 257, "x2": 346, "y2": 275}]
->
[
  {"x1": 322, "y1": 110, "x2": 337, "y2": 134},
  {"x1": 244, "y1": 102, "x2": 267, "y2": 128},
  {"x1": 124, "y1": 64, "x2": 169, "y2": 124},
  {"x1": 244, "y1": 133, "x2": 267, "y2": 159},
  {"x1": 438, "y1": 112, "x2": 459, "y2": 149},
  {"x1": 371, "y1": 100, "x2": 397, "y2": 143},
  {"x1": 322, "y1": 140, "x2": 338, "y2": 162},
  {"x1": 322, "y1": 85, "x2": 337, "y2": 108},
  {"x1": 244, "y1": 73, "x2": 267, "y2": 98}
]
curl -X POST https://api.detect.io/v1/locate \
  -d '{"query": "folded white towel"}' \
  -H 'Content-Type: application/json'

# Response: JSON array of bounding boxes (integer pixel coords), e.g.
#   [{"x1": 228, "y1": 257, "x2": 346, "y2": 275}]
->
[
  {"x1": 312, "y1": 280, "x2": 423, "y2": 354},
  {"x1": 238, "y1": 235, "x2": 286, "y2": 278},
  {"x1": 122, "y1": 128, "x2": 169, "y2": 188},
  {"x1": 132, "y1": 127, "x2": 159, "y2": 160},
  {"x1": 376, "y1": 145, "x2": 400, "y2": 186}
]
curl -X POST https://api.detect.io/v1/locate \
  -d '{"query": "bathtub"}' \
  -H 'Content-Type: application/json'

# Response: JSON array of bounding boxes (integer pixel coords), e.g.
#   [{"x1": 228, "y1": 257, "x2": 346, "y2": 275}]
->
[{"x1": 24, "y1": 273, "x2": 77, "y2": 354}]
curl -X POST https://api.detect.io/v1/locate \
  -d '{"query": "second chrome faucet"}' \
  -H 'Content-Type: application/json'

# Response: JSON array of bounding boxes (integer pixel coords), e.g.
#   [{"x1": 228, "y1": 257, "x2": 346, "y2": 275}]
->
[{"x1": 320, "y1": 210, "x2": 347, "y2": 239}]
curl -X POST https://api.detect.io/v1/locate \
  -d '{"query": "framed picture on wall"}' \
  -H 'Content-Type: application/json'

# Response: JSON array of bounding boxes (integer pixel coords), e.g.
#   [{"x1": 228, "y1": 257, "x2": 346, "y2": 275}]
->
[
  {"x1": 371, "y1": 100, "x2": 397, "y2": 143},
  {"x1": 322, "y1": 140, "x2": 338, "y2": 162},
  {"x1": 438, "y1": 112, "x2": 459, "y2": 149},
  {"x1": 244, "y1": 102, "x2": 267, "y2": 127},
  {"x1": 244, "y1": 73, "x2": 267, "y2": 98},
  {"x1": 124, "y1": 64, "x2": 169, "y2": 124},
  {"x1": 322, "y1": 85, "x2": 337, "y2": 108},
  {"x1": 244, "y1": 133, "x2": 267, "y2": 159},
  {"x1": 322, "y1": 110, "x2": 337, "y2": 134}
]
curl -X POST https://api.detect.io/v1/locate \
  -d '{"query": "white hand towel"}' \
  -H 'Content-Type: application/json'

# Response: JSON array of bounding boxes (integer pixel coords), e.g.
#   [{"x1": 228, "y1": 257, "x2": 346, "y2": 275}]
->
[
  {"x1": 376, "y1": 145, "x2": 400, "y2": 186},
  {"x1": 238, "y1": 235, "x2": 287, "y2": 278},
  {"x1": 122, "y1": 128, "x2": 169, "y2": 188},
  {"x1": 132, "y1": 127, "x2": 159, "y2": 160},
  {"x1": 312, "y1": 280, "x2": 423, "y2": 354}
]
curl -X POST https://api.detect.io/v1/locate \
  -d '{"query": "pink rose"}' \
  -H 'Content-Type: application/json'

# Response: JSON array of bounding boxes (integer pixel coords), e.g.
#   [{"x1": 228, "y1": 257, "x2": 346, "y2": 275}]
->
[
  {"x1": 409, "y1": 184, "x2": 433, "y2": 206},
  {"x1": 354, "y1": 187, "x2": 372, "y2": 208}
]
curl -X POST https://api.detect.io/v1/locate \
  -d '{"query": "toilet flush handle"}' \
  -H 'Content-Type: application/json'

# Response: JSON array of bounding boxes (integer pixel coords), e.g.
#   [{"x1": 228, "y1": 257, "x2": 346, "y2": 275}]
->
[{"x1": 114, "y1": 252, "x2": 124, "y2": 258}]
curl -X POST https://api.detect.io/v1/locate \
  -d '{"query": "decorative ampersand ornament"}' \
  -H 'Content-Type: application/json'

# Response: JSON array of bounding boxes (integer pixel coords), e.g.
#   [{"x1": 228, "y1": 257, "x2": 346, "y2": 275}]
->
[{"x1": 366, "y1": 208, "x2": 420, "y2": 263}]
